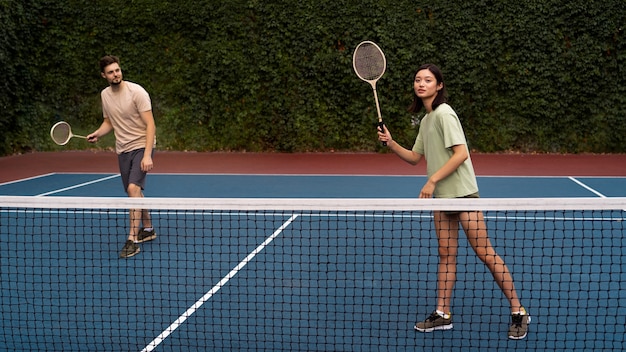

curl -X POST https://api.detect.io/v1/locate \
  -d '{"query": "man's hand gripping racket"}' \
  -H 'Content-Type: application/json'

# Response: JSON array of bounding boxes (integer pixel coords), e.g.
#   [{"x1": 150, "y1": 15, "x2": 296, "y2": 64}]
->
[{"x1": 353, "y1": 41, "x2": 387, "y2": 146}]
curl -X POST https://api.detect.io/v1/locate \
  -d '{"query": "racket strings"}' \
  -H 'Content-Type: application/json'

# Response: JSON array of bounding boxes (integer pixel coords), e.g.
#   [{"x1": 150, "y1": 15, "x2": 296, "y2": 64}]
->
[
  {"x1": 51, "y1": 122, "x2": 72, "y2": 145},
  {"x1": 354, "y1": 45, "x2": 385, "y2": 81}
]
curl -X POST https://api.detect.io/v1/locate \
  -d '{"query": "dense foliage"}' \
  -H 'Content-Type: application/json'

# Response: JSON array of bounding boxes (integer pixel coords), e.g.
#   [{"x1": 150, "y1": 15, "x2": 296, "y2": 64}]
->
[{"x1": 1, "y1": 0, "x2": 624, "y2": 155}]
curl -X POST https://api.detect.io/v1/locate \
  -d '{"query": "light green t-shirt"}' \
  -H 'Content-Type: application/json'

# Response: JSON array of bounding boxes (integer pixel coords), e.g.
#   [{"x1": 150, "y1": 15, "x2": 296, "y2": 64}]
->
[{"x1": 412, "y1": 103, "x2": 478, "y2": 198}]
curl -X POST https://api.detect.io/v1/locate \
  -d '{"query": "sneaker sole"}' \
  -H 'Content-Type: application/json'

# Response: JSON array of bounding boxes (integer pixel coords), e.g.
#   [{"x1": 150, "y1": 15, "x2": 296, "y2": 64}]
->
[
  {"x1": 414, "y1": 323, "x2": 453, "y2": 332},
  {"x1": 137, "y1": 234, "x2": 157, "y2": 243},
  {"x1": 120, "y1": 247, "x2": 141, "y2": 258},
  {"x1": 508, "y1": 315, "x2": 531, "y2": 340}
]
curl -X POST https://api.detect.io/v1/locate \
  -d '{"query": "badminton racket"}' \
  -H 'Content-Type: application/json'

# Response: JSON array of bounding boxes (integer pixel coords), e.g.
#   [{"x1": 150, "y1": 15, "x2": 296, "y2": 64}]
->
[
  {"x1": 50, "y1": 121, "x2": 88, "y2": 145},
  {"x1": 353, "y1": 41, "x2": 387, "y2": 146}
]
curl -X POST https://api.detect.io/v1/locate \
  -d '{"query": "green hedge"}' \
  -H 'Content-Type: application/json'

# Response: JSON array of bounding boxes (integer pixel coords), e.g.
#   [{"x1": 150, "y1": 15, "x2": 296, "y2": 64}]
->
[{"x1": 1, "y1": 0, "x2": 624, "y2": 155}]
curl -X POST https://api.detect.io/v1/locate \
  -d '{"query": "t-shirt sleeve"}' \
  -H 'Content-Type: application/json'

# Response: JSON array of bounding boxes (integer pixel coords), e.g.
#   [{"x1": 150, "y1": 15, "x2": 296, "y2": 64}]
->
[
  {"x1": 412, "y1": 130, "x2": 424, "y2": 154},
  {"x1": 440, "y1": 111, "x2": 467, "y2": 149},
  {"x1": 134, "y1": 86, "x2": 152, "y2": 113},
  {"x1": 101, "y1": 91, "x2": 109, "y2": 118}
]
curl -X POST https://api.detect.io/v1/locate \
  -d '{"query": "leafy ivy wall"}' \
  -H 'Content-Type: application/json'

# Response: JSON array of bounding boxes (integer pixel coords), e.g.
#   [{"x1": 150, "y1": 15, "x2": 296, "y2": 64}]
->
[{"x1": 1, "y1": 0, "x2": 624, "y2": 155}]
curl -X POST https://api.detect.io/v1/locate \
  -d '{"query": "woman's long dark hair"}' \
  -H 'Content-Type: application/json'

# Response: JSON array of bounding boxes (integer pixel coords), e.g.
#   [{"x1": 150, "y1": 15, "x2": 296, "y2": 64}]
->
[{"x1": 408, "y1": 64, "x2": 448, "y2": 113}]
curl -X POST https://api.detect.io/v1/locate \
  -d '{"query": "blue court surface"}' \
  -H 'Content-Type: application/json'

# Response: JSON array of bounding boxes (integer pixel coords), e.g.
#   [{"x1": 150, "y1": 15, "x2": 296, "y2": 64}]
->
[
  {"x1": 1, "y1": 172, "x2": 625, "y2": 198},
  {"x1": 1, "y1": 173, "x2": 625, "y2": 351}
]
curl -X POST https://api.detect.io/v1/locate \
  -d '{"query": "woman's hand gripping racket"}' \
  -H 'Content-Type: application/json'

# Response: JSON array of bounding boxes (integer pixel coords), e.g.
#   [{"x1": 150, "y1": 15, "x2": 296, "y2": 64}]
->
[
  {"x1": 353, "y1": 41, "x2": 387, "y2": 146},
  {"x1": 50, "y1": 121, "x2": 88, "y2": 145}
]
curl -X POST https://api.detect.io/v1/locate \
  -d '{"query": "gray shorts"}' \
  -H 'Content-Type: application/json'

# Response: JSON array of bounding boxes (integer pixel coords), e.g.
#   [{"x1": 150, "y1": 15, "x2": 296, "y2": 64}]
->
[{"x1": 118, "y1": 148, "x2": 150, "y2": 192}]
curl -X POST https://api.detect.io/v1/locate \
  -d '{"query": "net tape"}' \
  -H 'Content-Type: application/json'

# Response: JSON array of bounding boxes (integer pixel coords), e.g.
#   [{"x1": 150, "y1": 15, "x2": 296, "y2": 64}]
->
[{"x1": 2, "y1": 196, "x2": 625, "y2": 211}]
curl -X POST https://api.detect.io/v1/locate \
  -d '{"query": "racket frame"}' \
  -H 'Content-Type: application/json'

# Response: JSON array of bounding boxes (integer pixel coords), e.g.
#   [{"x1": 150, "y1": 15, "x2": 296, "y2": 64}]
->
[
  {"x1": 353, "y1": 41, "x2": 387, "y2": 146},
  {"x1": 50, "y1": 121, "x2": 87, "y2": 146}
]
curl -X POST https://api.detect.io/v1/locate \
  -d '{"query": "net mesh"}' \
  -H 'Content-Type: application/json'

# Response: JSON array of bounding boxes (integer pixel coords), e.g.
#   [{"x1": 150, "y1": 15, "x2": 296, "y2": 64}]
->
[
  {"x1": 50, "y1": 122, "x2": 72, "y2": 145},
  {"x1": 353, "y1": 42, "x2": 386, "y2": 81},
  {"x1": 1, "y1": 196, "x2": 625, "y2": 351}
]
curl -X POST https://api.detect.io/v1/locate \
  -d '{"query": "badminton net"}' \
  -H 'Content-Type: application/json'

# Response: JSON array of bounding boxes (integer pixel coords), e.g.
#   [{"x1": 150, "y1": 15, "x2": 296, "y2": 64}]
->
[{"x1": 1, "y1": 196, "x2": 625, "y2": 351}]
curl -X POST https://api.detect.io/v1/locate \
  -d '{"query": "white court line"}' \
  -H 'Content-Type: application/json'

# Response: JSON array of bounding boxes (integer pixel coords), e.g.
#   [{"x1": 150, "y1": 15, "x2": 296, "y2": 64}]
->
[
  {"x1": 0, "y1": 173, "x2": 56, "y2": 186},
  {"x1": 140, "y1": 214, "x2": 299, "y2": 352},
  {"x1": 35, "y1": 174, "x2": 120, "y2": 197},
  {"x1": 568, "y1": 177, "x2": 607, "y2": 198}
]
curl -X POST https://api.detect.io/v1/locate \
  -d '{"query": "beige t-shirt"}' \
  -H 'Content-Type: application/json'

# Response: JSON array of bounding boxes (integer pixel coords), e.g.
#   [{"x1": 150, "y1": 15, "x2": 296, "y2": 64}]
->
[{"x1": 101, "y1": 81, "x2": 154, "y2": 154}]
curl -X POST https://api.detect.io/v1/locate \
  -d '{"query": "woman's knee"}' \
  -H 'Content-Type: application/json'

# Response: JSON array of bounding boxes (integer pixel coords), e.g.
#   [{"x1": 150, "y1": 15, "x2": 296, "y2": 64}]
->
[
  {"x1": 438, "y1": 245, "x2": 458, "y2": 259},
  {"x1": 476, "y1": 250, "x2": 501, "y2": 266}
]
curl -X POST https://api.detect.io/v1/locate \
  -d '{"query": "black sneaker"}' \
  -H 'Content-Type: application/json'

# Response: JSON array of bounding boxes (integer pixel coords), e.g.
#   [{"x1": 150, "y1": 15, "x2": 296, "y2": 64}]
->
[
  {"x1": 508, "y1": 308, "x2": 531, "y2": 340},
  {"x1": 137, "y1": 228, "x2": 157, "y2": 243},
  {"x1": 120, "y1": 240, "x2": 140, "y2": 258},
  {"x1": 415, "y1": 311, "x2": 453, "y2": 332}
]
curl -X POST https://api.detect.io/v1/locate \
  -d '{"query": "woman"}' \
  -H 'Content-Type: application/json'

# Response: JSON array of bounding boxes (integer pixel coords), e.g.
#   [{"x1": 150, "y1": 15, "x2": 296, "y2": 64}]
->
[{"x1": 377, "y1": 64, "x2": 530, "y2": 339}]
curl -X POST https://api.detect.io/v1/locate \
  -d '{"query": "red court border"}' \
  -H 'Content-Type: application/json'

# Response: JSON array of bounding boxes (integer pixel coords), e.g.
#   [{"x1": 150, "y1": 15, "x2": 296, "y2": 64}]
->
[{"x1": 1, "y1": 151, "x2": 624, "y2": 184}]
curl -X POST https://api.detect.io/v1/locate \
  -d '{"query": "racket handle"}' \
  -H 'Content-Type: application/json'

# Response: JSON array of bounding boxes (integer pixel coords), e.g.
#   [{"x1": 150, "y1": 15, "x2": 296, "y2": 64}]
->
[{"x1": 378, "y1": 121, "x2": 387, "y2": 146}]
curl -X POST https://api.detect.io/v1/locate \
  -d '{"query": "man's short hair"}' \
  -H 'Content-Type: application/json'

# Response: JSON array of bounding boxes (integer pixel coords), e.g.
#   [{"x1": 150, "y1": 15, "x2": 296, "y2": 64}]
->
[{"x1": 99, "y1": 55, "x2": 120, "y2": 72}]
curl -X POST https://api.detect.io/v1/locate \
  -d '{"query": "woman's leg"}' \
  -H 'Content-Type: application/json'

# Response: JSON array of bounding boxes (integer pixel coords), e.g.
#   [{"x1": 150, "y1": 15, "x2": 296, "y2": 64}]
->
[
  {"x1": 459, "y1": 211, "x2": 522, "y2": 312},
  {"x1": 433, "y1": 211, "x2": 460, "y2": 314}
]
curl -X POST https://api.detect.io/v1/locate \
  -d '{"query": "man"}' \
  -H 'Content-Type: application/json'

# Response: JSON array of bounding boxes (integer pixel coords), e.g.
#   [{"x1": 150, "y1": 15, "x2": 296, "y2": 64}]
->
[{"x1": 87, "y1": 55, "x2": 157, "y2": 258}]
